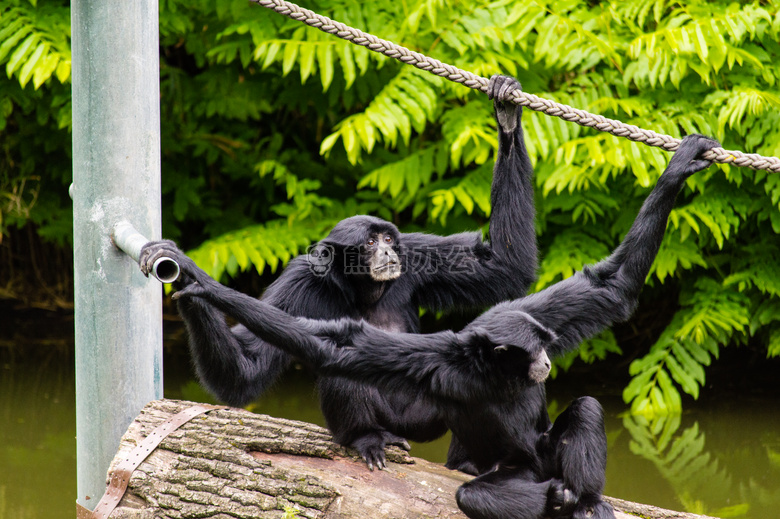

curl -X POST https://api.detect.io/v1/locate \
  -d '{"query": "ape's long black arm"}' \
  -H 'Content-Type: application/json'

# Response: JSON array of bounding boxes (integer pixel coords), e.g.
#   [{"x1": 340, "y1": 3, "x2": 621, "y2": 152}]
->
[
  {"x1": 173, "y1": 270, "x2": 490, "y2": 402},
  {"x1": 170, "y1": 249, "x2": 510, "y2": 403},
  {"x1": 151, "y1": 250, "x2": 294, "y2": 405},
  {"x1": 405, "y1": 77, "x2": 538, "y2": 311},
  {"x1": 505, "y1": 134, "x2": 718, "y2": 358}
]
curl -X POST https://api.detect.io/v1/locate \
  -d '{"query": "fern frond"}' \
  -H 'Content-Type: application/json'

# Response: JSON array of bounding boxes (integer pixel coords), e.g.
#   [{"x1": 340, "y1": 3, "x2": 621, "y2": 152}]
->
[
  {"x1": 649, "y1": 233, "x2": 708, "y2": 283},
  {"x1": 0, "y1": 4, "x2": 71, "y2": 88},
  {"x1": 675, "y1": 278, "x2": 750, "y2": 344},
  {"x1": 440, "y1": 101, "x2": 496, "y2": 168},
  {"x1": 188, "y1": 218, "x2": 333, "y2": 281},
  {"x1": 669, "y1": 195, "x2": 744, "y2": 249},
  {"x1": 357, "y1": 144, "x2": 447, "y2": 200},
  {"x1": 715, "y1": 87, "x2": 780, "y2": 133},
  {"x1": 428, "y1": 162, "x2": 493, "y2": 224},
  {"x1": 624, "y1": 277, "x2": 752, "y2": 416},
  {"x1": 535, "y1": 9, "x2": 623, "y2": 70},
  {"x1": 724, "y1": 245, "x2": 780, "y2": 298},
  {"x1": 533, "y1": 230, "x2": 611, "y2": 291},
  {"x1": 320, "y1": 68, "x2": 441, "y2": 164},
  {"x1": 624, "y1": 332, "x2": 714, "y2": 416}
]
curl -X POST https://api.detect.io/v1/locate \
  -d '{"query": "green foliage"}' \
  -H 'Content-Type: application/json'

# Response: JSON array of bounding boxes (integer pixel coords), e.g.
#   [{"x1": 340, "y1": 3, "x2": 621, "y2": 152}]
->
[
  {"x1": 534, "y1": 230, "x2": 611, "y2": 291},
  {"x1": 549, "y1": 329, "x2": 621, "y2": 378},
  {"x1": 0, "y1": 1, "x2": 71, "y2": 90},
  {"x1": 2, "y1": 0, "x2": 780, "y2": 414},
  {"x1": 624, "y1": 278, "x2": 752, "y2": 416},
  {"x1": 623, "y1": 414, "x2": 738, "y2": 516},
  {"x1": 189, "y1": 219, "x2": 325, "y2": 280}
]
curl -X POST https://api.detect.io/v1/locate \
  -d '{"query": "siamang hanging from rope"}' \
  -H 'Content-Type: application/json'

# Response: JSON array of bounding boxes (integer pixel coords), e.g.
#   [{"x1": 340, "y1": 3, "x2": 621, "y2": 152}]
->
[
  {"x1": 143, "y1": 134, "x2": 719, "y2": 519},
  {"x1": 140, "y1": 75, "x2": 538, "y2": 472}
]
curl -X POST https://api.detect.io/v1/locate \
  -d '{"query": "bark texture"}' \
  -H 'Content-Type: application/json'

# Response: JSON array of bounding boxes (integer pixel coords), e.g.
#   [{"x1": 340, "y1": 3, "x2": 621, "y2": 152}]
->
[{"x1": 104, "y1": 399, "x2": 719, "y2": 519}]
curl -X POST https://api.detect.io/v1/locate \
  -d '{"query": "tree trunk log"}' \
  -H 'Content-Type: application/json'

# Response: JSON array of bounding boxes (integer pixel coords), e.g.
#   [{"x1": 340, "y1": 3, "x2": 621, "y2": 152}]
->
[{"x1": 104, "y1": 399, "x2": 719, "y2": 519}]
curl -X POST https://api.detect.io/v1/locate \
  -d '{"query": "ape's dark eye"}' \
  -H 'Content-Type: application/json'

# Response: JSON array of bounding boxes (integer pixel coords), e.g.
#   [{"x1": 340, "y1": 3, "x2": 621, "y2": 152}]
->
[
  {"x1": 384, "y1": 236, "x2": 393, "y2": 244},
  {"x1": 367, "y1": 239, "x2": 376, "y2": 246}
]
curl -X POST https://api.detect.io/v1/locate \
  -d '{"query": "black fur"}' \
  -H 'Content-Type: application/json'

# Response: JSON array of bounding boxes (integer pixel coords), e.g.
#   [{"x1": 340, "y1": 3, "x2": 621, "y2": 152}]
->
[
  {"x1": 140, "y1": 75, "x2": 538, "y2": 471},
  {"x1": 157, "y1": 133, "x2": 720, "y2": 519}
]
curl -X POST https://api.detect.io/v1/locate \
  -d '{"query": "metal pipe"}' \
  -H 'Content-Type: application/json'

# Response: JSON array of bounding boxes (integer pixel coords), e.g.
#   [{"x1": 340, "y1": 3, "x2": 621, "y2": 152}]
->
[
  {"x1": 72, "y1": 0, "x2": 163, "y2": 510},
  {"x1": 112, "y1": 221, "x2": 180, "y2": 283}
]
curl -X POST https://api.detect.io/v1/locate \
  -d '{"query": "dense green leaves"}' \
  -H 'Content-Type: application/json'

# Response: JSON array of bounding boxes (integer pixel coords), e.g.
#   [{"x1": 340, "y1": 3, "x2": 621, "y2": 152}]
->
[
  {"x1": 0, "y1": 1, "x2": 70, "y2": 90},
  {"x1": 189, "y1": 219, "x2": 328, "y2": 280},
  {"x1": 2, "y1": 0, "x2": 780, "y2": 416}
]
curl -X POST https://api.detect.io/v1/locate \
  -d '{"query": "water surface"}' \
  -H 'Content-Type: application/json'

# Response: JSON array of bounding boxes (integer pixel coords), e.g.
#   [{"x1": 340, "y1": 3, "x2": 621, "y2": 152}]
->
[{"x1": 2, "y1": 346, "x2": 779, "y2": 519}]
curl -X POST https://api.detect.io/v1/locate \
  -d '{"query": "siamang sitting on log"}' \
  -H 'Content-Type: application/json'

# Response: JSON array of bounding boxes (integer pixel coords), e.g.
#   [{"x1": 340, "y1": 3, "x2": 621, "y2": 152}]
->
[
  {"x1": 142, "y1": 134, "x2": 720, "y2": 519},
  {"x1": 140, "y1": 75, "x2": 538, "y2": 472}
]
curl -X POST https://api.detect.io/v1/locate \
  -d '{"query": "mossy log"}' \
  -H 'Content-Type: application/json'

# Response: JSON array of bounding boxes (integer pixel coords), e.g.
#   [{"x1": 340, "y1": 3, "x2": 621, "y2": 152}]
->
[{"x1": 104, "y1": 399, "x2": 719, "y2": 519}]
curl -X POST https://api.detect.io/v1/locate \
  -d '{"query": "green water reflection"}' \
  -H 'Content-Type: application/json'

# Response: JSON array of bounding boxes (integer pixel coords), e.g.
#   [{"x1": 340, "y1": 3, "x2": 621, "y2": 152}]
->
[
  {"x1": 0, "y1": 350, "x2": 76, "y2": 519},
  {"x1": 2, "y1": 350, "x2": 779, "y2": 519}
]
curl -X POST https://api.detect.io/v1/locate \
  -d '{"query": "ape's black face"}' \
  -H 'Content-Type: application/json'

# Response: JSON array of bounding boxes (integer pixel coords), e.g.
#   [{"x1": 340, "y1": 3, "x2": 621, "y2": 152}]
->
[
  {"x1": 362, "y1": 232, "x2": 401, "y2": 282},
  {"x1": 493, "y1": 345, "x2": 551, "y2": 385},
  {"x1": 321, "y1": 216, "x2": 403, "y2": 284},
  {"x1": 474, "y1": 310, "x2": 555, "y2": 385}
]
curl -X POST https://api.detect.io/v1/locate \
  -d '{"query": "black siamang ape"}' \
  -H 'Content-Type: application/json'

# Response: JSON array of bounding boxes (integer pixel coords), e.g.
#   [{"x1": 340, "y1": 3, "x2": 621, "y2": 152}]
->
[
  {"x1": 140, "y1": 75, "x2": 537, "y2": 471},
  {"x1": 143, "y1": 134, "x2": 719, "y2": 519}
]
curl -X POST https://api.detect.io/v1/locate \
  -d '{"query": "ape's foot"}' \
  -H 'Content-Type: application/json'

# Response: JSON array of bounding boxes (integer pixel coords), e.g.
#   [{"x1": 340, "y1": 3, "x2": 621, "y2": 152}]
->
[
  {"x1": 351, "y1": 433, "x2": 389, "y2": 471},
  {"x1": 573, "y1": 497, "x2": 615, "y2": 519},
  {"x1": 381, "y1": 431, "x2": 411, "y2": 451},
  {"x1": 547, "y1": 479, "x2": 578, "y2": 518}
]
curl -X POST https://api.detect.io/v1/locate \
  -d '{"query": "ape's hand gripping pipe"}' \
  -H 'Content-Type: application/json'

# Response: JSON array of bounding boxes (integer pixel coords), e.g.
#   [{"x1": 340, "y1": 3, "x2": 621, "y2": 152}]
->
[{"x1": 111, "y1": 221, "x2": 180, "y2": 283}]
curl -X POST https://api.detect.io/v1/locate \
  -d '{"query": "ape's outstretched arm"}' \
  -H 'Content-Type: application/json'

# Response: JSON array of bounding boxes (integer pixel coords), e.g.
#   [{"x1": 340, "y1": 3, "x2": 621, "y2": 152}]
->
[
  {"x1": 405, "y1": 75, "x2": 538, "y2": 311},
  {"x1": 504, "y1": 134, "x2": 719, "y2": 358},
  {"x1": 171, "y1": 268, "x2": 497, "y2": 402},
  {"x1": 139, "y1": 241, "x2": 294, "y2": 405}
]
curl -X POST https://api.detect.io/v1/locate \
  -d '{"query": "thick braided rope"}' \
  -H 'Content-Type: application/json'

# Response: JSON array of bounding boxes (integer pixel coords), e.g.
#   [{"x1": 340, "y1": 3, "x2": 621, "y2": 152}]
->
[{"x1": 254, "y1": 0, "x2": 780, "y2": 173}]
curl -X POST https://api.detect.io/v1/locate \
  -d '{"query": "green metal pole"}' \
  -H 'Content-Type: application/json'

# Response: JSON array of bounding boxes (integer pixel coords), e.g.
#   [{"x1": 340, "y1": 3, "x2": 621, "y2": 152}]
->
[{"x1": 71, "y1": 0, "x2": 163, "y2": 510}]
